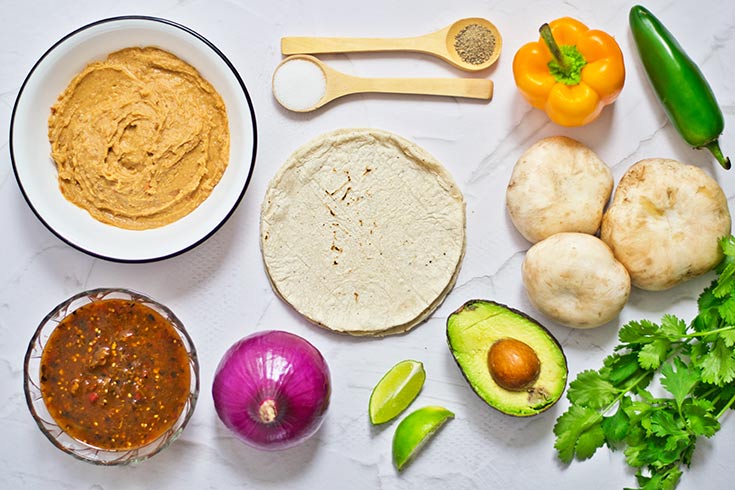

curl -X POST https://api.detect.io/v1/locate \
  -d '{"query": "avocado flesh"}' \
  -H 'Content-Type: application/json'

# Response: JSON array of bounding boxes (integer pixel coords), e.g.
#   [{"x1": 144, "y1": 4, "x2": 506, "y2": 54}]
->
[{"x1": 447, "y1": 300, "x2": 568, "y2": 416}]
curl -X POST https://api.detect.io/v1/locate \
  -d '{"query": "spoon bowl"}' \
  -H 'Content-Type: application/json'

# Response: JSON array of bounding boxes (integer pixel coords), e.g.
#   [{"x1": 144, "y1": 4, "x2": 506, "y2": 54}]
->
[
  {"x1": 281, "y1": 17, "x2": 502, "y2": 72},
  {"x1": 272, "y1": 55, "x2": 493, "y2": 112},
  {"x1": 443, "y1": 17, "x2": 502, "y2": 71}
]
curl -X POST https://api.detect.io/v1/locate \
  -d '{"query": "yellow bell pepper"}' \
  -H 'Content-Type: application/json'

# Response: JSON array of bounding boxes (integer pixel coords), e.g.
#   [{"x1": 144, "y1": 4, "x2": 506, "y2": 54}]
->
[{"x1": 513, "y1": 17, "x2": 625, "y2": 126}]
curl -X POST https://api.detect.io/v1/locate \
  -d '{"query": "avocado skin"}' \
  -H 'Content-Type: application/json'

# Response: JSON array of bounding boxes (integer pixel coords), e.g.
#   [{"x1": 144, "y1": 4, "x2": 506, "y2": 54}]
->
[{"x1": 446, "y1": 299, "x2": 568, "y2": 417}]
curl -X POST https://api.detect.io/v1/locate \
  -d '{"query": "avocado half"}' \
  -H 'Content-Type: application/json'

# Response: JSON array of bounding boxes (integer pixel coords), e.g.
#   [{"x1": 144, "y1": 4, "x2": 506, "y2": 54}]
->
[{"x1": 447, "y1": 299, "x2": 568, "y2": 417}]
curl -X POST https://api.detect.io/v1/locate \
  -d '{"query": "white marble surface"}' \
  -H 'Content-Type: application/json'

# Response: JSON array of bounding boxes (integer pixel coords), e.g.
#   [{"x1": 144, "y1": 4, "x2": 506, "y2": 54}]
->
[{"x1": 2, "y1": 0, "x2": 735, "y2": 488}]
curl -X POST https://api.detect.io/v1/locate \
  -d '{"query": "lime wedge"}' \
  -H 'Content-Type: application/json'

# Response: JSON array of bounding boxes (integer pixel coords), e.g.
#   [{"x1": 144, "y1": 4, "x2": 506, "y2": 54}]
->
[
  {"x1": 369, "y1": 360, "x2": 426, "y2": 425},
  {"x1": 392, "y1": 405, "x2": 454, "y2": 471}
]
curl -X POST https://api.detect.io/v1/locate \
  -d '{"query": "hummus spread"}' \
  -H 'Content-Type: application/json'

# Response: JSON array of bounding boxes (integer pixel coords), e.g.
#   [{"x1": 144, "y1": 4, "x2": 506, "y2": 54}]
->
[{"x1": 48, "y1": 47, "x2": 229, "y2": 230}]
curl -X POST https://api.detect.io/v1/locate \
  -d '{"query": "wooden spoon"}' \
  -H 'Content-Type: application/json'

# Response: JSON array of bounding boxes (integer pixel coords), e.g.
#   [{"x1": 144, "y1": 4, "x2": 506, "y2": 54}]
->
[
  {"x1": 281, "y1": 18, "x2": 502, "y2": 72},
  {"x1": 272, "y1": 55, "x2": 493, "y2": 112}
]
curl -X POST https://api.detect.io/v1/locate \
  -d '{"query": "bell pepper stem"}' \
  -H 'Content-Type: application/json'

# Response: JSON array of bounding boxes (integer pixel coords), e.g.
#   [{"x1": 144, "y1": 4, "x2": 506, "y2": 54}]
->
[
  {"x1": 704, "y1": 140, "x2": 731, "y2": 170},
  {"x1": 540, "y1": 23, "x2": 568, "y2": 71}
]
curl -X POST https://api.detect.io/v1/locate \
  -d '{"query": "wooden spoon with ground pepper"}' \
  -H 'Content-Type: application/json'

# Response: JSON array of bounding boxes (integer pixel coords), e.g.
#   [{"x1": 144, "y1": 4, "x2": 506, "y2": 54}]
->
[{"x1": 281, "y1": 17, "x2": 502, "y2": 72}]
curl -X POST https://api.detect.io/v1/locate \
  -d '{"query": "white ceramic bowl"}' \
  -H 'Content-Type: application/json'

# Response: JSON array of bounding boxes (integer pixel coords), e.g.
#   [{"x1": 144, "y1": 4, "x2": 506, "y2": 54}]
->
[{"x1": 10, "y1": 16, "x2": 257, "y2": 262}]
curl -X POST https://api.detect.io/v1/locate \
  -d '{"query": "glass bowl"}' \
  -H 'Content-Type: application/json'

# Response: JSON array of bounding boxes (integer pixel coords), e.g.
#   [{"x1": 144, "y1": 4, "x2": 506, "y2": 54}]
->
[{"x1": 23, "y1": 288, "x2": 200, "y2": 465}]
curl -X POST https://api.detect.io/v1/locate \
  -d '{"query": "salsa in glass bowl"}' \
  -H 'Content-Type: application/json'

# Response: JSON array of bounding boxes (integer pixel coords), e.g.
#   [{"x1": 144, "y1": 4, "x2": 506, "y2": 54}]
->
[{"x1": 24, "y1": 288, "x2": 199, "y2": 465}]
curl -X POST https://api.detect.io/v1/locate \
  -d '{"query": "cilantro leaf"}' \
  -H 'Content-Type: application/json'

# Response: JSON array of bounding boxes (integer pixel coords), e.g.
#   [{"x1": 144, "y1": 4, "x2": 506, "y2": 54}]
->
[
  {"x1": 662, "y1": 433, "x2": 690, "y2": 455},
  {"x1": 717, "y1": 296, "x2": 735, "y2": 325},
  {"x1": 604, "y1": 352, "x2": 644, "y2": 385},
  {"x1": 636, "y1": 466, "x2": 683, "y2": 490},
  {"x1": 567, "y1": 370, "x2": 617, "y2": 409},
  {"x1": 575, "y1": 423, "x2": 606, "y2": 460},
  {"x1": 660, "y1": 358, "x2": 699, "y2": 409},
  {"x1": 661, "y1": 467, "x2": 684, "y2": 490},
  {"x1": 693, "y1": 285, "x2": 719, "y2": 332},
  {"x1": 719, "y1": 328, "x2": 735, "y2": 348},
  {"x1": 601, "y1": 399, "x2": 630, "y2": 445},
  {"x1": 624, "y1": 398, "x2": 655, "y2": 422},
  {"x1": 619, "y1": 319, "x2": 660, "y2": 344},
  {"x1": 659, "y1": 315, "x2": 687, "y2": 339},
  {"x1": 638, "y1": 339, "x2": 671, "y2": 370},
  {"x1": 697, "y1": 283, "x2": 718, "y2": 312},
  {"x1": 713, "y1": 235, "x2": 735, "y2": 297},
  {"x1": 624, "y1": 434, "x2": 672, "y2": 468},
  {"x1": 553, "y1": 405, "x2": 603, "y2": 463},
  {"x1": 649, "y1": 409, "x2": 685, "y2": 438},
  {"x1": 630, "y1": 431, "x2": 688, "y2": 469},
  {"x1": 713, "y1": 267, "x2": 735, "y2": 299},
  {"x1": 698, "y1": 338, "x2": 735, "y2": 386},
  {"x1": 719, "y1": 234, "x2": 735, "y2": 260},
  {"x1": 722, "y1": 234, "x2": 735, "y2": 254},
  {"x1": 682, "y1": 398, "x2": 719, "y2": 438}
]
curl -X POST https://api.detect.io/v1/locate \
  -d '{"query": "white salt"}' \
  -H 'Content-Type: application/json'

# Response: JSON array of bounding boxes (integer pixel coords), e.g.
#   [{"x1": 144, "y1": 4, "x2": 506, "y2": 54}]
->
[{"x1": 273, "y1": 58, "x2": 327, "y2": 111}]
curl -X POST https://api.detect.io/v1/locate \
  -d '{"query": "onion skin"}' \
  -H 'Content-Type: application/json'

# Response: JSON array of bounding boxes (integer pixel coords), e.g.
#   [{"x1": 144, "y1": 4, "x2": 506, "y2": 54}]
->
[{"x1": 212, "y1": 330, "x2": 331, "y2": 451}]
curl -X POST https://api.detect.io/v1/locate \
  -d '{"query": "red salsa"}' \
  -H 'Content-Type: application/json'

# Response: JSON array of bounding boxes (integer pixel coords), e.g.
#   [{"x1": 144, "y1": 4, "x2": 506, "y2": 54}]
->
[{"x1": 40, "y1": 298, "x2": 191, "y2": 450}]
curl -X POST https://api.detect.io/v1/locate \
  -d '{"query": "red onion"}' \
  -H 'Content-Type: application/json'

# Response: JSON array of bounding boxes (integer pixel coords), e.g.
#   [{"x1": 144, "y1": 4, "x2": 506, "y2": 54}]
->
[{"x1": 212, "y1": 330, "x2": 331, "y2": 450}]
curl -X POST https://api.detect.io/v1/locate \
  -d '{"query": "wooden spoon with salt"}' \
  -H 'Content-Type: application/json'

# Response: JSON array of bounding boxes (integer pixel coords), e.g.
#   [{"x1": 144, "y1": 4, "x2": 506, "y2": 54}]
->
[
  {"x1": 272, "y1": 55, "x2": 493, "y2": 113},
  {"x1": 281, "y1": 18, "x2": 502, "y2": 72}
]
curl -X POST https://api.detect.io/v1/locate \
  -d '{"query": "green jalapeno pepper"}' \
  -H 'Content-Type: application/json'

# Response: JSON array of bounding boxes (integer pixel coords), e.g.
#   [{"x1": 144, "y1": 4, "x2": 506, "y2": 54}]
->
[{"x1": 629, "y1": 5, "x2": 730, "y2": 169}]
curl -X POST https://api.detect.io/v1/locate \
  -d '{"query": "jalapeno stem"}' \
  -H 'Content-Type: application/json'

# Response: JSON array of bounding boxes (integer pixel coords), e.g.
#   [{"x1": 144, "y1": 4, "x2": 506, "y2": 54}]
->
[{"x1": 704, "y1": 140, "x2": 731, "y2": 170}]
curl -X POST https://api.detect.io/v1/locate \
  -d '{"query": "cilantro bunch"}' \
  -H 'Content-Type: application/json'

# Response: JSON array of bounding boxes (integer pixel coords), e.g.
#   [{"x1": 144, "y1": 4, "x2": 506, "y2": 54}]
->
[{"x1": 554, "y1": 236, "x2": 735, "y2": 490}]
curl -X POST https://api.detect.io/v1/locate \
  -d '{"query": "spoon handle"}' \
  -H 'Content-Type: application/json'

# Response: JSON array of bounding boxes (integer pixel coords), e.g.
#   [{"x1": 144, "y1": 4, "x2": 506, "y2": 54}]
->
[
  {"x1": 282, "y1": 35, "x2": 435, "y2": 56},
  {"x1": 338, "y1": 76, "x2": 493, "y2": 101}
]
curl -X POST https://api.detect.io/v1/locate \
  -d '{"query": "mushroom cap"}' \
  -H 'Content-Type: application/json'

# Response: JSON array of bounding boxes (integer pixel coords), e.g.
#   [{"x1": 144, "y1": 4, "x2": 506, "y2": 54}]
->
[
  {"x1": 507, "y1": 136, "x2": 613, "y2": 243},
  {"x1": 522, "y1": 232, "x2": 631, "y2": 328},
  {"x1": 601, "y1": 158, "x2": 731, "y2": 291}
]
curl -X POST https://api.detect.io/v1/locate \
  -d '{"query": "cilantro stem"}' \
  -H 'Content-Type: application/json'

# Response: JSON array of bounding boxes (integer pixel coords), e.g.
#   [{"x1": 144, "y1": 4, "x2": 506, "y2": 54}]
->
[
  {"x1": 699, "y1": 386, "x2": 718, "y2": 399},
  {"x1": 605, "y1": 370, "x2": 653, "y2": 414},
  {"x1": 715, "y1": 391, "x2": 735, "y2": 419},
  {"x1": 678, "y1": 325, "x2": 735, "y2": 339}
]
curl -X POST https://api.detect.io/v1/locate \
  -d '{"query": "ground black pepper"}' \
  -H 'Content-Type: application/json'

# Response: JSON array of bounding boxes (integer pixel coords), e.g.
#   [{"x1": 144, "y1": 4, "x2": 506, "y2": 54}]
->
[{"x1": 454, "y1": 23, "x2": 496, "y2": 65}]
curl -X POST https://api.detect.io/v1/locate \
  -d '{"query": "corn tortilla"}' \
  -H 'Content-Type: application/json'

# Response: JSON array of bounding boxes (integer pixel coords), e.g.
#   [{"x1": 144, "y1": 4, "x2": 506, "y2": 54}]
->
[{"x1": 260, "y1": 128, "x2": 466, "y2": 336}]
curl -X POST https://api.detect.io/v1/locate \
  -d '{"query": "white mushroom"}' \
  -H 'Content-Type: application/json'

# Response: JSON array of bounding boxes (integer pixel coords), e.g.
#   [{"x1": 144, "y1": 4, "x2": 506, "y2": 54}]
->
[
  {"x1": 506, "y1": 136, "x2": 613, "y2": 243},
  {"x1": 601, "y1": 158, "x2": 731, "y2": 291},
  {"x1": 522, "y1": 232, "x2": 631, "y2": 329}
]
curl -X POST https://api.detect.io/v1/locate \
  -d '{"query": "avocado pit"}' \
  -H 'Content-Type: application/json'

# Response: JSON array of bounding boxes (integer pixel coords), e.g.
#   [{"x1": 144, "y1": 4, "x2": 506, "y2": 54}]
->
[{"x1": 488, "y1": 338, "x2": 541, "y2": 391}]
